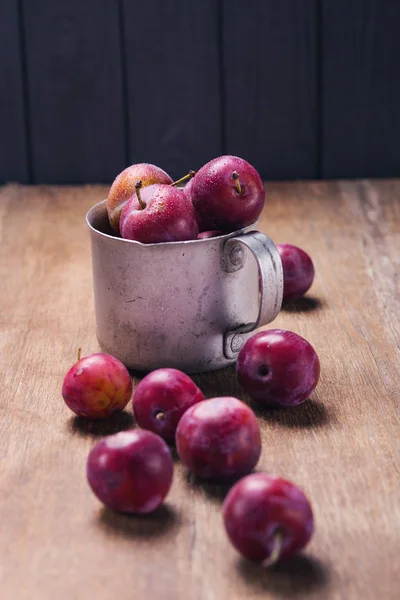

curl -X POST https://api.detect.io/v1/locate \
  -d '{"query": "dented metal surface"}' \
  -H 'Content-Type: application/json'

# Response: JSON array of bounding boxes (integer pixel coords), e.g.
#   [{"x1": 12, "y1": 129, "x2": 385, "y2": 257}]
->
[{"x1": 86, "y1": 200, "x2": 283, "y2": 374}]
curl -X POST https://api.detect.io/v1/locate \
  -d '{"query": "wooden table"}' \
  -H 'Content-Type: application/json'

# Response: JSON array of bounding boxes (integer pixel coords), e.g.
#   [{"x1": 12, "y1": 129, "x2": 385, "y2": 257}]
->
[{"x1": 1, "y1": 181, "x2": 399, "y2": 600}]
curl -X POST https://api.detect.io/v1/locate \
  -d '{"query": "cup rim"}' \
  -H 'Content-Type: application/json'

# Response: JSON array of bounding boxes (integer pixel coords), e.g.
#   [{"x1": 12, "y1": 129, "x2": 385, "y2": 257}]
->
[{"x1": 86, "y1": 199, "x2": 257, "y2": 247}]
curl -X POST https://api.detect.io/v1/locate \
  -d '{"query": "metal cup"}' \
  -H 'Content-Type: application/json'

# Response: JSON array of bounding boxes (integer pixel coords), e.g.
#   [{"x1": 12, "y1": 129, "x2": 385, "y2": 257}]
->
[{"x1": 86, "y1": 200, "x2": 283, "y2": 373}]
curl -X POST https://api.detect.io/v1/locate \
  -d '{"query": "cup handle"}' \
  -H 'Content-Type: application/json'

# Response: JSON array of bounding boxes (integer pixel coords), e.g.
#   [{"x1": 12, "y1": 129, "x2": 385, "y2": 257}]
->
[{"x1": 222, "y1": 231, "x2": 283, "y2": 359}]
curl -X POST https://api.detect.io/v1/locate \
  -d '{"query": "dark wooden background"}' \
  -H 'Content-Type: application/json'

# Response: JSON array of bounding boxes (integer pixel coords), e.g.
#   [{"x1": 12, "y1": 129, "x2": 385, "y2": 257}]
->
[{"x1": 1, "y1": 0, "x2": 400, "y2": 184}]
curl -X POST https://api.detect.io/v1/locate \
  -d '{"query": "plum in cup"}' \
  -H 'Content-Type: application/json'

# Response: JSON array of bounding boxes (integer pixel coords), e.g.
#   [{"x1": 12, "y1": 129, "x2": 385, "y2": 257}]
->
[
  {"x1": 107, "y1": 163, "x2": 173, "y2": 234},
  {"x1": 120, "y1": 183, "x2": 198, "y2": 243},
  {"x1": 197, "y1": 230, "x2": 224, "y2": 240},
  {"x1": 191, "y1": 155, "x2": 265, "y2": 232}
]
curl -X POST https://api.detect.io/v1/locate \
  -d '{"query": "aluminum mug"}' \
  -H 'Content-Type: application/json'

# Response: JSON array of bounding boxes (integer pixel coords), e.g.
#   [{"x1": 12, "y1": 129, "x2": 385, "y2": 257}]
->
[{"x1": 86, "y1": 200, "x2": 283, "y2": 373}]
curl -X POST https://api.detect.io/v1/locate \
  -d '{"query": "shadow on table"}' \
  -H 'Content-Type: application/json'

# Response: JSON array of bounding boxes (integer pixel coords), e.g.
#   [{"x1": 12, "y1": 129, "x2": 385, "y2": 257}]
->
[
  {"x1": 183, "y1": 470, "x2": 234, "y2": 504},
  {"x1": 281, "y1": 296, "x2": 324, "y2": 313},
  {"x1": 250, "y1": 399, "x2": 332, "y2": 429},
  {"x1": 68, "y1": 410, "x2": 135, "y2": 438},
  {"x1": 97, "y1": 504, "x2": 180, "y2": 539},
  {"x1": 191, "y1": 365, "x2": 246, "y2": 400},
  {"x1": 190, "y1": 368, "x2": 332, "y2": 429},
  {"x1": 237, "y1": 554, "x2": 330, "y2": 596},
  {"x1": 168, "y1": 445, "x2": 181, "y2": 463}
]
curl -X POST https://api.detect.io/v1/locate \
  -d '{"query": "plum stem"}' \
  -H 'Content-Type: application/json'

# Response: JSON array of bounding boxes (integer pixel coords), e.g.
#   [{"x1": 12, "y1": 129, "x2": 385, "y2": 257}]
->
[
  {"x1": 155, "y1": 411, "x2": 166, "y2": 421},
  {"x1": 135, "y1": 180, "x2": 145, "y2": 210},
  {"x1": 77, "y1": 347, "x2": 82, "y2": 361},
  {"x1": 262, "y1": 530, "x2": 283, "y2": 568},
  {"x1": 170, "y1": 170, "x2": 196, "y2": 187},
  {"x1": 232, "y1": 171, "x2": 242, "y2": 194}
]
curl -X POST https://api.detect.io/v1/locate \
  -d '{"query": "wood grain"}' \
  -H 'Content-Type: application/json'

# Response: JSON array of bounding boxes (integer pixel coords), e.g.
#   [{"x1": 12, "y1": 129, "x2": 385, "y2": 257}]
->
[
  {"x1": 322, "y1": 1, "x2": 400, "y2": 177},
  {"x1": 0, "y1": 180, "x2": 399, "y2": 599},
  {"x1": 222, "y1": 0, "x2": 318, "y2": 179},
  {"x1": 122, "y1": 0, "x2": 222, "y2": 179},
  {"x1": 0, "y1": 0, "x2": 29, "y2": 183},
  {"x1": 21, "y1": 0, "x2": 126, "y2": 183}
]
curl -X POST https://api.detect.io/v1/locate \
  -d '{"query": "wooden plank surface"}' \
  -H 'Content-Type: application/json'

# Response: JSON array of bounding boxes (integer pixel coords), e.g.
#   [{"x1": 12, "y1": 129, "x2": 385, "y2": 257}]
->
[
  {"x1": 122, "y1": 0, "x2": 222, "y2": 179},
  {"x1": 0, "y1": 180, "x2": 399, "y2": 599},
  {"x1": 0, "y1": 0, "x2": 29, "y2": 183},
  {"x1": 21, "y1": 0, "x2": 126, "y2": 183},
  {"x1": 222, "y1": 0, "x2": 318, "y2": 179},
  {"x1": 322, "y1": 1, "x2": 400, "y2": 178}
]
